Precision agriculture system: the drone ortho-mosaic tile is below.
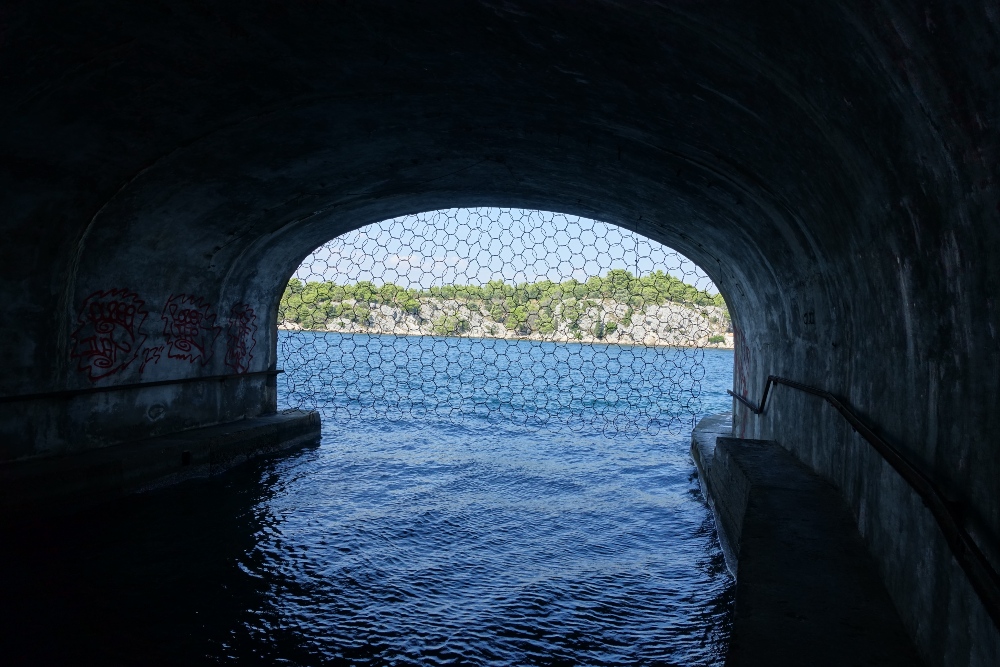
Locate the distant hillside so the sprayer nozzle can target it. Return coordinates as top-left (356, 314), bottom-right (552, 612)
top-left (278, 270), bottom-right (732, 348)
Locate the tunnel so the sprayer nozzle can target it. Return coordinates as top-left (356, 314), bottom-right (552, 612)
top-left (0, 1), bottom-right (998, 664)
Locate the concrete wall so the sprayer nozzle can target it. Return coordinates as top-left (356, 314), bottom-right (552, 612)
top-left (0, 2), bottom-right (997, 663)
top-left (0, 376), bottom-right (276, 459)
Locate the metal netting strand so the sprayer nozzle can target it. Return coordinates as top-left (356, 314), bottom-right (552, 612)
top-left (276, 208), bottom-right (730, 437)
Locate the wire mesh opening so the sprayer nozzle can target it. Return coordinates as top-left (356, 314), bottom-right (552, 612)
top-left (277, 208), bottom-right (730, 437)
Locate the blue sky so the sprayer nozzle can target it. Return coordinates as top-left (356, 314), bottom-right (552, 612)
top-left (294, 208), bottom-right (717, 294)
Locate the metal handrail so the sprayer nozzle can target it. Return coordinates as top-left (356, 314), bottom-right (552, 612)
top-left (0, 369), bottom-right (283, 404)
top-left (729, 376), bottom-right (1000, 630)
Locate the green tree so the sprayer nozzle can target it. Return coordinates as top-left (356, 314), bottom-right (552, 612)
top-left (276, 269), bottom-right (729, 337)
top-left (349, 304), bottom-right (372, 325)
top-left (592, 318), bottom-right (605, 339)
top-left (432, 315), bottom-right (470, 336)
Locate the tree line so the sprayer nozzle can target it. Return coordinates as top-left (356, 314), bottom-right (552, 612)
top-left (279, 269), bottom-right (728, 336)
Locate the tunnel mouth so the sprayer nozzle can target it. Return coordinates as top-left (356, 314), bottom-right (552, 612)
top-left (276, 207), bottom-right (733, 437)
top-left (3, 213), bottom-right (740, 663)
top-left (254, 208), bottom-right (738, 663)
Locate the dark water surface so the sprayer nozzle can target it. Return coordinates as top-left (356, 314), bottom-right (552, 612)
top-left (2, 336), bottom-right (734, 666)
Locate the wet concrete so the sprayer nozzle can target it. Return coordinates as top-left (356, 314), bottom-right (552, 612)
top-left (692, 416), bottom-right (923, 665)
top-left (691, 411), bottom-right (738, 568)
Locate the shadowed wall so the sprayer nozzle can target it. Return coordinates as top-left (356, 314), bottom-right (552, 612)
top-left (0, 2), bottom-right (997, 663)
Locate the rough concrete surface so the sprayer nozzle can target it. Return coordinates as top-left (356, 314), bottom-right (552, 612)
top-left (0, 3), bottom-right (998, 663)
top-left (0, 410), bottom-right (319, 518)
top-left (691, 411), bottom-right (739, 569)
top-left (691, 411), bottom-right (732, 485)
top-left (701, 433), bottom-right (924, 666)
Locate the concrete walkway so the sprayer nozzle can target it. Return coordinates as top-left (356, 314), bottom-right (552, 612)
top-left (692, 416), bottom-right (923, 666)
top-left (0, 409), bottom-right (319, 518)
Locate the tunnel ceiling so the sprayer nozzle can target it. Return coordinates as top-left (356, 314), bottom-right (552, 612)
top-left (0, 0), bottom-right (997, 406)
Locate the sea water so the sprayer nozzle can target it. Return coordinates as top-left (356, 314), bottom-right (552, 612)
top-left (1, 333), bottom-right (734, 666)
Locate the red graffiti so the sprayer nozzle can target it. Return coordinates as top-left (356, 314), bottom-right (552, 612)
top-left (225, 304), bottom-right (258, 374)
top-left (70, 288), bottom-right (150, 380)
top-left (161, 294), bottom-right (220, 364)
top-left (139, 345), bottom-right (163, 373)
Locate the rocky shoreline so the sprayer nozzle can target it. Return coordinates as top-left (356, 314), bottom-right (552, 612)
top-left (280, 297), bottom-right (734, 349)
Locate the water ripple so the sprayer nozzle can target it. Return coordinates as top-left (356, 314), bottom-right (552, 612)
top-left (0, 348), bottom-right (734, 666)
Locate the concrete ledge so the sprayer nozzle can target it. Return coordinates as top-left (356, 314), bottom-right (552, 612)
top-left (691, 415), bottom-right (923, 665)
top-left (691, 411), bottom-right (736, 569)
top-left (0, 409), bottom-right (320, 518)
top-left (690, 411), bottom-right (732, 484)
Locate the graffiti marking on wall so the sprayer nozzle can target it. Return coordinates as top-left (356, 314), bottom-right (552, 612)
top-left (70, 288), bottom-right (150, 380)
top-left (140, 345), bottom-right (163, 373)
top-left (225, 304), bottom-right (258, 374)
top-left (161, 294), bottom-right (221, 365)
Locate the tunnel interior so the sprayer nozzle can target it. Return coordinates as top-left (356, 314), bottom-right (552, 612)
top-left (1, 1), bottom-right (999, 664)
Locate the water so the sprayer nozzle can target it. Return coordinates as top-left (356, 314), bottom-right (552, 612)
top-left (279, 332), bottom-right (711, 437)
top-left (2, 334), bottom-right (734, 666)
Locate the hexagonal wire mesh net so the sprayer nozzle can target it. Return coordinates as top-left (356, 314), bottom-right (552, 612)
top-left (277, 208), bottom-right (730, 437)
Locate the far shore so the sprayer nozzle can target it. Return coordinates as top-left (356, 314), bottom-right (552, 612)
top-left (278, 324), bottom-right (735, 350)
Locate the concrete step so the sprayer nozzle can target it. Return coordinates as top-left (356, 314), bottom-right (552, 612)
top-left (0, 409), bottom-right (320, 519)
top-left (691, 418), bottom-right (923, 666)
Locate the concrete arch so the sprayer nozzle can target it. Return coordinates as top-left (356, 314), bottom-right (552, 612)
top-left (60, 97), bottom-right (802, 373)
top-left (1, 1), bottom-right (998, 663)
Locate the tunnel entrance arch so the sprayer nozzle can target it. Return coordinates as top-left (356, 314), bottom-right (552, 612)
top-left (275, 208), bottom-right (732, 437)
